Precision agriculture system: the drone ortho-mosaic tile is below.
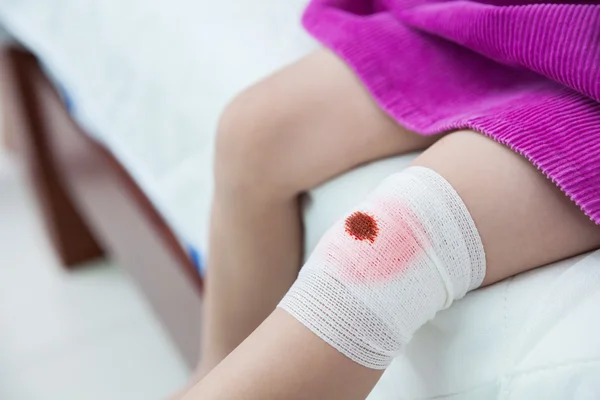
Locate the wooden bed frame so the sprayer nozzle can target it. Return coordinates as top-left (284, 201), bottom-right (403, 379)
top-left (0, 46), bottom-right (202, 369)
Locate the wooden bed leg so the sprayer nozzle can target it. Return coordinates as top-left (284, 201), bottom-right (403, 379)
top-left (0, 47), bottom-right (105, 268)
top-left (1, 46), bottom-right (203, 365)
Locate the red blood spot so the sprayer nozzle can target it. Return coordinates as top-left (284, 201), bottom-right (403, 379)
top-left (345, 212), bottom-right (379, 243)
top-left (339, 205), bottom-right (427, 284)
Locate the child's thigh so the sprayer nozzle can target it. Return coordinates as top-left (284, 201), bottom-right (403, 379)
top-left (413, 130), bottom-right (600, 285)
top-left (214, 48), bottom-right (439, 196)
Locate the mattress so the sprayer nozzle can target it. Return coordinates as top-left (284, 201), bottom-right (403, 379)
top-left (2, 1), bottom-right (600, 398)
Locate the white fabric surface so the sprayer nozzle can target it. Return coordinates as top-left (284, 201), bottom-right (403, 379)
top-left (0, 0), bottom-right (314, 251)
top-left (1, 1), bottom-right (600, 398)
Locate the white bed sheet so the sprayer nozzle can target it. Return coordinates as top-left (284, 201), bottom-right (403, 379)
top-left (2, 1), bottom-right (600, 398)
top-left (0, 0), bottom-right (315, 254)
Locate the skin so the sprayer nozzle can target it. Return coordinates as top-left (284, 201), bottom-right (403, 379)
top-left (183, 309), bottom-right (382, 400)
top-left (199, 48), bottom-right (437, 377)
top-left (171, 49), bottom-right (600, 399)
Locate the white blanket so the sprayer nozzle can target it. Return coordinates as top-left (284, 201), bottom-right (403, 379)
top-left (2, 1), bottom-right (599, 398)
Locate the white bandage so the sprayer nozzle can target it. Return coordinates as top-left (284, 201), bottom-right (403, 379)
top-left (279, 166), bottom-right (486, 369)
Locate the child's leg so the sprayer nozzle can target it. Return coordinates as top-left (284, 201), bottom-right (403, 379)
top-left (185, 130), bottom-right (600, 400)
top-left (200, 49), bottom-right (438, 372)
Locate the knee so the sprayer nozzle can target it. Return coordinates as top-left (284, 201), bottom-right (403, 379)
top-left (213, 86), bottom-right (290, 199)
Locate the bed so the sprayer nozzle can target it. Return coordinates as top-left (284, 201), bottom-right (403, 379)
top-left (2, 1), bottom-right (600, 398)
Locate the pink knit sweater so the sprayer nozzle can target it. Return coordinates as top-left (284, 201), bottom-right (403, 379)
top-left (304, 0), bottom-right (600, 223)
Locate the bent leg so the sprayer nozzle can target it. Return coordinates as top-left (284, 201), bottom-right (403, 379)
top-left (200, 48), bottom-right (438, 374)
top-left (186, 130), bottom-right (600, 399)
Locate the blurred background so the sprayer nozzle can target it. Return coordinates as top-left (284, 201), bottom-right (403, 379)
top-left (0, 154), bottom-right (193, 400)
top-left (0, 1), bottom-right (312, 398)
top-left (0, 87), bottom-right (190, 399)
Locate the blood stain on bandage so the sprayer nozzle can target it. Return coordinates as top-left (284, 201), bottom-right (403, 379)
top-left (338, 205), bottom-right (426, 283)
top-left (345, 212), bottom-right (379, 243)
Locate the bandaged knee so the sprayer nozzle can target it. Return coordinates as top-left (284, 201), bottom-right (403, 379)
top-left (279, 166), bottom-right (486, 369)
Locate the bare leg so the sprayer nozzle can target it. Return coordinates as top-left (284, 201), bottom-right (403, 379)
top-left (200, 49), bottom-right (438, 375)
top-left (183, 131), bottom-right (600, 399)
